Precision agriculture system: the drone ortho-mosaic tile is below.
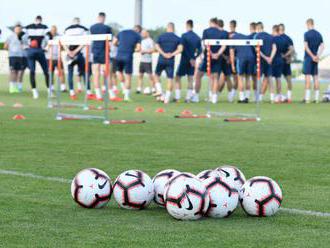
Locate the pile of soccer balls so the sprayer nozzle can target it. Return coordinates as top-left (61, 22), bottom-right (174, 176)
top-left (71, 166), bottom-right (283, 220)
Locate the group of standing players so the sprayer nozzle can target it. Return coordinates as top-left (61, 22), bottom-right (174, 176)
top-left (4, 14), bottom-right (325, 104)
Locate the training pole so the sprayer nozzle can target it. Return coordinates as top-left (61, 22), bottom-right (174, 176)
top-left (256, 44), bottom-right (261, 121)
top-left (56, 41), bottom-right (63, 114)
top-left (103, 37), bottom-right (111, 124)
top-left (47, 44), bottom-right (53, 108)
top-left (206, 44), bottom-right (212, 117)
top-left (83, 45), bottom-right (90, 111)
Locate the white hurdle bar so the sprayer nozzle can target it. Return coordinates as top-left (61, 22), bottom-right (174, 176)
top-left (48, 34), bottom-right (112, 45)
top-left (204, 39), bottom-right (263, 46)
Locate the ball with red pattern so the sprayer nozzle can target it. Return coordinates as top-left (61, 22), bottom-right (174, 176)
top-left (165, 173), bottom-right (209, 220)
top-left (215, 165), bottom-right (246, 191)
top-left (152, 169), bottom-right (180, 207)
top-left (240, 176), bottom-right (283, 217)
top-left (197, 169), bottom-right (221, 181)
top-left (113, 170), bottom-right (154, 210)
top-left (202, 175), bottom-right (239, 218)
top-left (71, 168), bottom-right (112, 208)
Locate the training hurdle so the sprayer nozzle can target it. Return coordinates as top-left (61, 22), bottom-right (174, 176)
top-left (204, 39), bottom-right (263, 122)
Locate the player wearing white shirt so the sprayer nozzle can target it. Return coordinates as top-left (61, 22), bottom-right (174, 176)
top-left (137, 30), bottom-right (155, 94)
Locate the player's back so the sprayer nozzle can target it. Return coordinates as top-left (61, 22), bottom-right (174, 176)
top-left (181, 31), bottom-right (201, 60)
top-left (202, 27), bottom-right (228, 53)
top-left (231, 33), bottom-right (254, 60)
top-left (304, 29), bottom-right (323, 59)
top-left (157, 32), bottom-right (181, 53)
top-left (255, 32), bottom-right (273, 56)
top-left (90, 23), bottom-right (112, 53)
top-left (116, 30), bottom-right (141, 61)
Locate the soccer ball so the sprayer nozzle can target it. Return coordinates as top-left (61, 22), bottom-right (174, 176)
top-left (152, 169), bottom-right (180, 207)
top-left (215, 165), bottom-right (246, 190)
top-left (165, 173), bottom-right (209, 220)
top-left (163, 172), bottom-right (195, 202)
top-left (143, 87), bottom-right (151, 95)
top-left (197, 169), bottom-right (220, 181)
top-left (240, 176), bottom-right (283, 217)
top-left (71, 168), bottom-right (112, 208)
top-left (202, 176), bottom-right (239, 218)
top-left (113, 170), bottom-right (154, 210)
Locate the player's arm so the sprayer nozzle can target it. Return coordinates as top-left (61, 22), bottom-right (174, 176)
top-left (317, 42), bottom-right (325, 60)
top-left (304, 41), bottom-right (317, 61)
top-left (269, 43), bottom-right (277, 63)
top-left (113, 36), bottom-right (119, 46)
top-left (135, 43), bottom-right (141, 53)
top-left (229, 48), bottom-right (236, 73)
top-left (155, 43), bottom-right (168, 58)
top-left (212, 45), bottom-right (226, 59)
top-left (170, 44), bottom-right (183, 57)
top-left (283, 45), bottom-right (294, 58)
top-left (4, 39), bottom-right (9, 50)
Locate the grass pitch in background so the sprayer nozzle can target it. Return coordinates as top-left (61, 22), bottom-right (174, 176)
top-left (0, 75), bottom-right (330, 247)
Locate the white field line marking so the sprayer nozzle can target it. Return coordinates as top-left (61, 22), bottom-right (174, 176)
top-left (0, 169), bottom-right (71, 184)
top-left (1, 169), bottom-right (330, 218)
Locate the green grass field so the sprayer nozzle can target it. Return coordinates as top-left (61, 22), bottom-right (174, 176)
top-left (0, 75), bottom-right (330, 247)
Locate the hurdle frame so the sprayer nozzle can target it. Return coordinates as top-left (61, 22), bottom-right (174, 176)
top-left (204, 39), bottom-right (263, 122)
top-left (48, 34), bottom-right (112, 124)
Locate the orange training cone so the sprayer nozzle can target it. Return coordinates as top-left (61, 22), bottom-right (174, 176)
top-left (135, 106), bottom-right (144, 113)
top-left (181, 109), bottom-right (192, 115)
top-left (0, 102), bottom-right (5, 107)
top-left (155, 108), bottom-right (165, 113)
top-left (12, 115), bottom-right (26, 120)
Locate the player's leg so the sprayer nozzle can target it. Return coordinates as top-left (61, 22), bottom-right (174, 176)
top-left (192, 70), bottom-right (204, 103)
top-left (26, 51), bottom-right (38, 99)
top-left (237, 60), bottom-right (246, 103)
top-left (123, 60), bottom-right (134, 101)
top-left (186, 75), bottom-right (194, 103)
top-left (303, 59), bottom-right (312, 103)
top-left (313, 62), bottom-right (320, 103)
top-left (153, 61), bottom-right (164, 97)
top-left (174, 75), bottom-right (182, 102)
top-left (67, 61), bottom-right (77, 99)
top-left (164, 64), bottom-right (175, 104)
top-left (36, 51), bottom-right (50, 91)
top-left (92, 64), bottom-right (102, 100)
top-left (137, 62), bottom-right (144, 94)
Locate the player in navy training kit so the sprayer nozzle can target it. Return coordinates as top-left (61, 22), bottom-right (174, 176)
top-left (255, 22), bottom-right (277, 103)
top-left (90, 12), bottom-right (113, 100)
top-left (194, 18), bottom-right (227, 104)
top-left (175, 20), bottom-right (201, 103)
top-left (23, 16), bottom-right (50, 99)
top-left (154, 22), bottom-right (183, 104)
top-left (248, 22), bottom-right (258, 101)
top-left (303, 18), bottom-right (324, 103)
top-left (114, 25), bottom-right (142, 101)
top-left (279, 24), bottom-right (294, 103)
top-left (272, 25), bottom-right (286, 103)
top-left (230, 32), bottom-right (256, 103)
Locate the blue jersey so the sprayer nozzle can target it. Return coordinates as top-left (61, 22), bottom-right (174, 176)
top-left (90, 23), bottom-right (112, 54)
top-left (304, 29), bottom-right (323, 59)
top-left (280, 34), bottom-right (293, 55)
top-left (181, 31), bottom-right (202, 61)
top-left (231, 33), bottom-right (255, 60)
top-left (116, 29), bottom-right (141, 61)
top-left (255, 32), bottom-right (274, 57)
top-left (273, 35), bottom-right (285, 64)
top-left (157, 32), bottom-right (181, 63)
top-left (202, 27), bottom-right (228, 54)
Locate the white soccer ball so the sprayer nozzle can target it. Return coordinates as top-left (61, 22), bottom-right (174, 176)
top-left (113, 170), bottom-right (154, 210)
top-left (240, 176), bottom-right (283, 217)
top-left (165, 173), bottom-right (210, 220)
top-left (215, 165), bottom-right (246, 191)
top-left (143, 87), bottom-right (151, 95)
top-left (163, 172), bottom-right (196, 202)
top-left (71, 168), bottom-right (112, 208)
top-left (197, 169), bottom-right (220, 181)
top-left (202, 176), bottom-right (239, 218)
top-left (152, 169), bottom-right (180, 207)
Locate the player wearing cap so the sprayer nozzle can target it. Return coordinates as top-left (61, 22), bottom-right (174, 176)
top-left (24, 16), bottom-right (50, 99)
top-left (175, 20), bottom-right (201, 103)
top-left (303, 18), bottom-right (324, 103)
top-left (154, 22), bottom-right (183, 104)
top-left (114, 25), bottom-right (142, 102)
